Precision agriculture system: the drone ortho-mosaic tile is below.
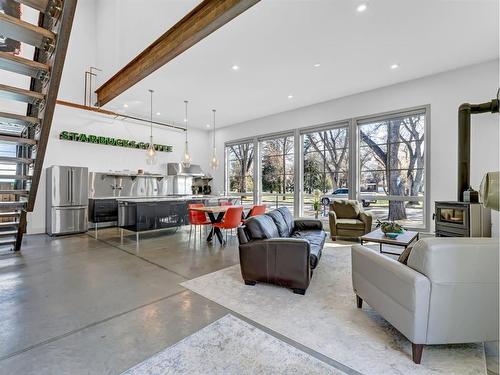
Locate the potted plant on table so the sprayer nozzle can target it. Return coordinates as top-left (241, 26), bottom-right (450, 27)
top-left (376, 219), bottom-right (405, 239)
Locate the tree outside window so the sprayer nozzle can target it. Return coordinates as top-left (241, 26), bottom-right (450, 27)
top-left (358, 113), bottom-right (425, 224)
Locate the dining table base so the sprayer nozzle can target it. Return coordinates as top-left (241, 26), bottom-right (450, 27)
top-left (206, 212), bottom-right (226, 245)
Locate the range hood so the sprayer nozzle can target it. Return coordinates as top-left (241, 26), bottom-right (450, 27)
top-left (167, 163), bottom-right (204, 177)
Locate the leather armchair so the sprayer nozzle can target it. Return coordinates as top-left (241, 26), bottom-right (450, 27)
top-left (329, 200), bottom-right (372, 240)
top-left (352, 237), bottom-right (499, 364)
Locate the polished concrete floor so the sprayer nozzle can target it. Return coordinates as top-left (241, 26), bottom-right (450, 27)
top-left (0, 227), bottom-right (497, 374)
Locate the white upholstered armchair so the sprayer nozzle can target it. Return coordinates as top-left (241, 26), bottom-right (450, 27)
top-left (352, 237), bottom-right (499, 364)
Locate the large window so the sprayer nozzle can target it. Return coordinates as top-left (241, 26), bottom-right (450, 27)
top-left (302, 125), bottom-right (349, 219)
top-left (226, 142), bottom-right (254, 203)
top-left (224, 106), bottom-right (429, 231)
top-left (260, 135), bottom-right (294, 214)
top-left (357, 110), bottom-right (426, 227)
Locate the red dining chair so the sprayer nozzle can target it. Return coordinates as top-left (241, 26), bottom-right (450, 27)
top-left (242, 204), bottom-right (267, 223)
top-left (188, 203), bottom-right (211, 241)
top-left (213, 206), bottom-right (244, 244)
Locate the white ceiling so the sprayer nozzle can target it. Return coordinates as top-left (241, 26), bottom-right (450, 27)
top-left (95, 0), bottom-right (499, 130)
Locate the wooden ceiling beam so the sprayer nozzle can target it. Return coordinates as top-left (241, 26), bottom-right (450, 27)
top-left (95, 0), bottom-right (260, 106)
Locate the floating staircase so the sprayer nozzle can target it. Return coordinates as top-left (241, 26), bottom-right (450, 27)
top-left (0, 0), bottom-right (77, 251)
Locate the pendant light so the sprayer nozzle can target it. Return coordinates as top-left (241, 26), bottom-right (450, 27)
top-left (209, 109), bottom-right (219, 170)
top-left (181, 100), bottom-right (191, 168)
top-left (146, 89), bottom-right (157, 165)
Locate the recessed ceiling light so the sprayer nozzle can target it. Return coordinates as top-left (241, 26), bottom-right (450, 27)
top-left (390, 63), bottom-right (400, 70)
top-left (206, 124), bottom-right (211, 128)
top-left (232, 65), bottom-right (239, 71)
top-left (123, 104), bottom-right (129, 108)
top-left (313, 63), bottom-right (321, 68)
top-left (356, 3), bottom-right (368, 12)
top-left (184, 118), bottom-right (187, 122)
top-left (288, 94), bottom-right (293, 99)
top-left (156, 112), bottom-right (161, 115)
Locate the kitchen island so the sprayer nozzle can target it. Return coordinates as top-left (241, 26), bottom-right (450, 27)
top-left (115, 195), bottom-right (240, 241)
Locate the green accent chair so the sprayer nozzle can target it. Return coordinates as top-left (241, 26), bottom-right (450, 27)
top-left (329, 200), bottom-right (372, 240)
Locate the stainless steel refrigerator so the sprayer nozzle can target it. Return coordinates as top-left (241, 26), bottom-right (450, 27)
top-left (46, 166), bottom-right (89, 235)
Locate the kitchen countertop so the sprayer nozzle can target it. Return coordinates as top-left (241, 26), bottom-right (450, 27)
top-left (110, 195), bottom-right (238, 203)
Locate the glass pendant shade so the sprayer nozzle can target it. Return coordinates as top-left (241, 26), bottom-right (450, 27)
top-left (182, 140), bottom-right (191, 168)
top-left (146, 136), bottom-right (157, 165)
top-left (146, 89), bottom-right (157, 165)
top-left (181, 100), bottom-right (191, 168)
top-left (209, 109), bottom-right (219, 170)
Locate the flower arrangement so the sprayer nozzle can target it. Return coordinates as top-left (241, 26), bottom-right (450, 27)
top-left (376, 219), bottom-right (405, 234)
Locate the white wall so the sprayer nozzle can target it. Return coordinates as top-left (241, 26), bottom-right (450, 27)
top-left (27, 0), bottom-right (209, 233)
top-left (213, 60), bottom-right (500, 235)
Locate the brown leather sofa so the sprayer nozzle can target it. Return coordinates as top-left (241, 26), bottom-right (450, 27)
top-left (329, 200), bottom-right (372, 240)
top-left (237, 207), bottom-right (326, 295)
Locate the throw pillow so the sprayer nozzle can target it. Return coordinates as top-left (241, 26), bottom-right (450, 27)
top-left (398, 246), bottom-right (413, 265)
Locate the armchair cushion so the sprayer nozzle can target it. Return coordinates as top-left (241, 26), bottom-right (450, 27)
top-left (332, 200), bottom-right (360, 219)
top-left (336, 218), bottom-right (365, 230)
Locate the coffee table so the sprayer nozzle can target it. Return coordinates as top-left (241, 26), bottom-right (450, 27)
top-left (360, 228), bottom-right (419, 255)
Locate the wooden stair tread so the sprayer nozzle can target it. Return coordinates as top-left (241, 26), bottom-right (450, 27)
top-left (0, 174), bottom-right (32, 180)
top-left (0, 134), bottom-right (37, 145)
top-left (0, 211), bottom-right (21, 217)
top-left (0, 156), bottom-right (34, 164)
top-left (0, 190), bottom-right (29, 195)
top-left (14, 0), bottom-right (51, 14)
top-left (0, 111), bottom-right (40, 126)
top-left (0, 51), bottom-right (49, 78)
top-left (0, 83), bottom-right (44, 105)
top-left (0, 238), bottom-right (16, 245)
top-left (0, 221), bottom-right (19, 226)
top-left (0, 12), bottom-right (55, 49)
top-left (0, 229), bottom-right (19, 235)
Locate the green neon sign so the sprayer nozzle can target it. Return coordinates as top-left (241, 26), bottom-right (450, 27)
top-left (59, 131), bottom-right (173, 152)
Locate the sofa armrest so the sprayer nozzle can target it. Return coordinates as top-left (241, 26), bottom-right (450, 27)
top-left (328, 210), bottom-right (338, 236)
top-left (294, 218), bottom-right (323, 231)
top-left (239, 238), bottom-right (311, 290)
top-left (358, 211), bottom-right (373, 233)
top-left (351, 244), bottom-right (431, 343)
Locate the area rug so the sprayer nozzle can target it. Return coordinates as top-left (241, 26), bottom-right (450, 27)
top-left (121, 314), bottom-right (342, 375)
top-left (181, 245), bottom-right (487, 375)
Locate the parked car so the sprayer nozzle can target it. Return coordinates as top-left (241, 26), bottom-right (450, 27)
top-left (320, 188), bottom-right (376, 207)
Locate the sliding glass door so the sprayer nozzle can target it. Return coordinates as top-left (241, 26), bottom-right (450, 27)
top-left (259, 135), bottom-right (295, 214)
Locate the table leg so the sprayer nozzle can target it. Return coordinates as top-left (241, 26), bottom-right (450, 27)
top-left (206, 212), bottom-right (225, 245)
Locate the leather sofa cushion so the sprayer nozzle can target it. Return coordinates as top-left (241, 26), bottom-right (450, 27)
top-left (332, 200), bottom-right (360, 219)
top-left (277, 207), bottom-right (295, 235)
top-left (245, 215), bottom-right (279, 239)
top-left (291, 229), bottom-right (326, 269)
top-left (266, 210), bottom-right (289, 237)
top-left (336, 218), bottom-right (365, 230)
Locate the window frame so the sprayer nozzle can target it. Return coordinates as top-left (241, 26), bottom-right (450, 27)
top-left (224, 105), bottom-right (431, 232)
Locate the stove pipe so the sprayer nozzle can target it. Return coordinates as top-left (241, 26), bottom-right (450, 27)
top-left (457, 97), bottom-right (499, 201)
